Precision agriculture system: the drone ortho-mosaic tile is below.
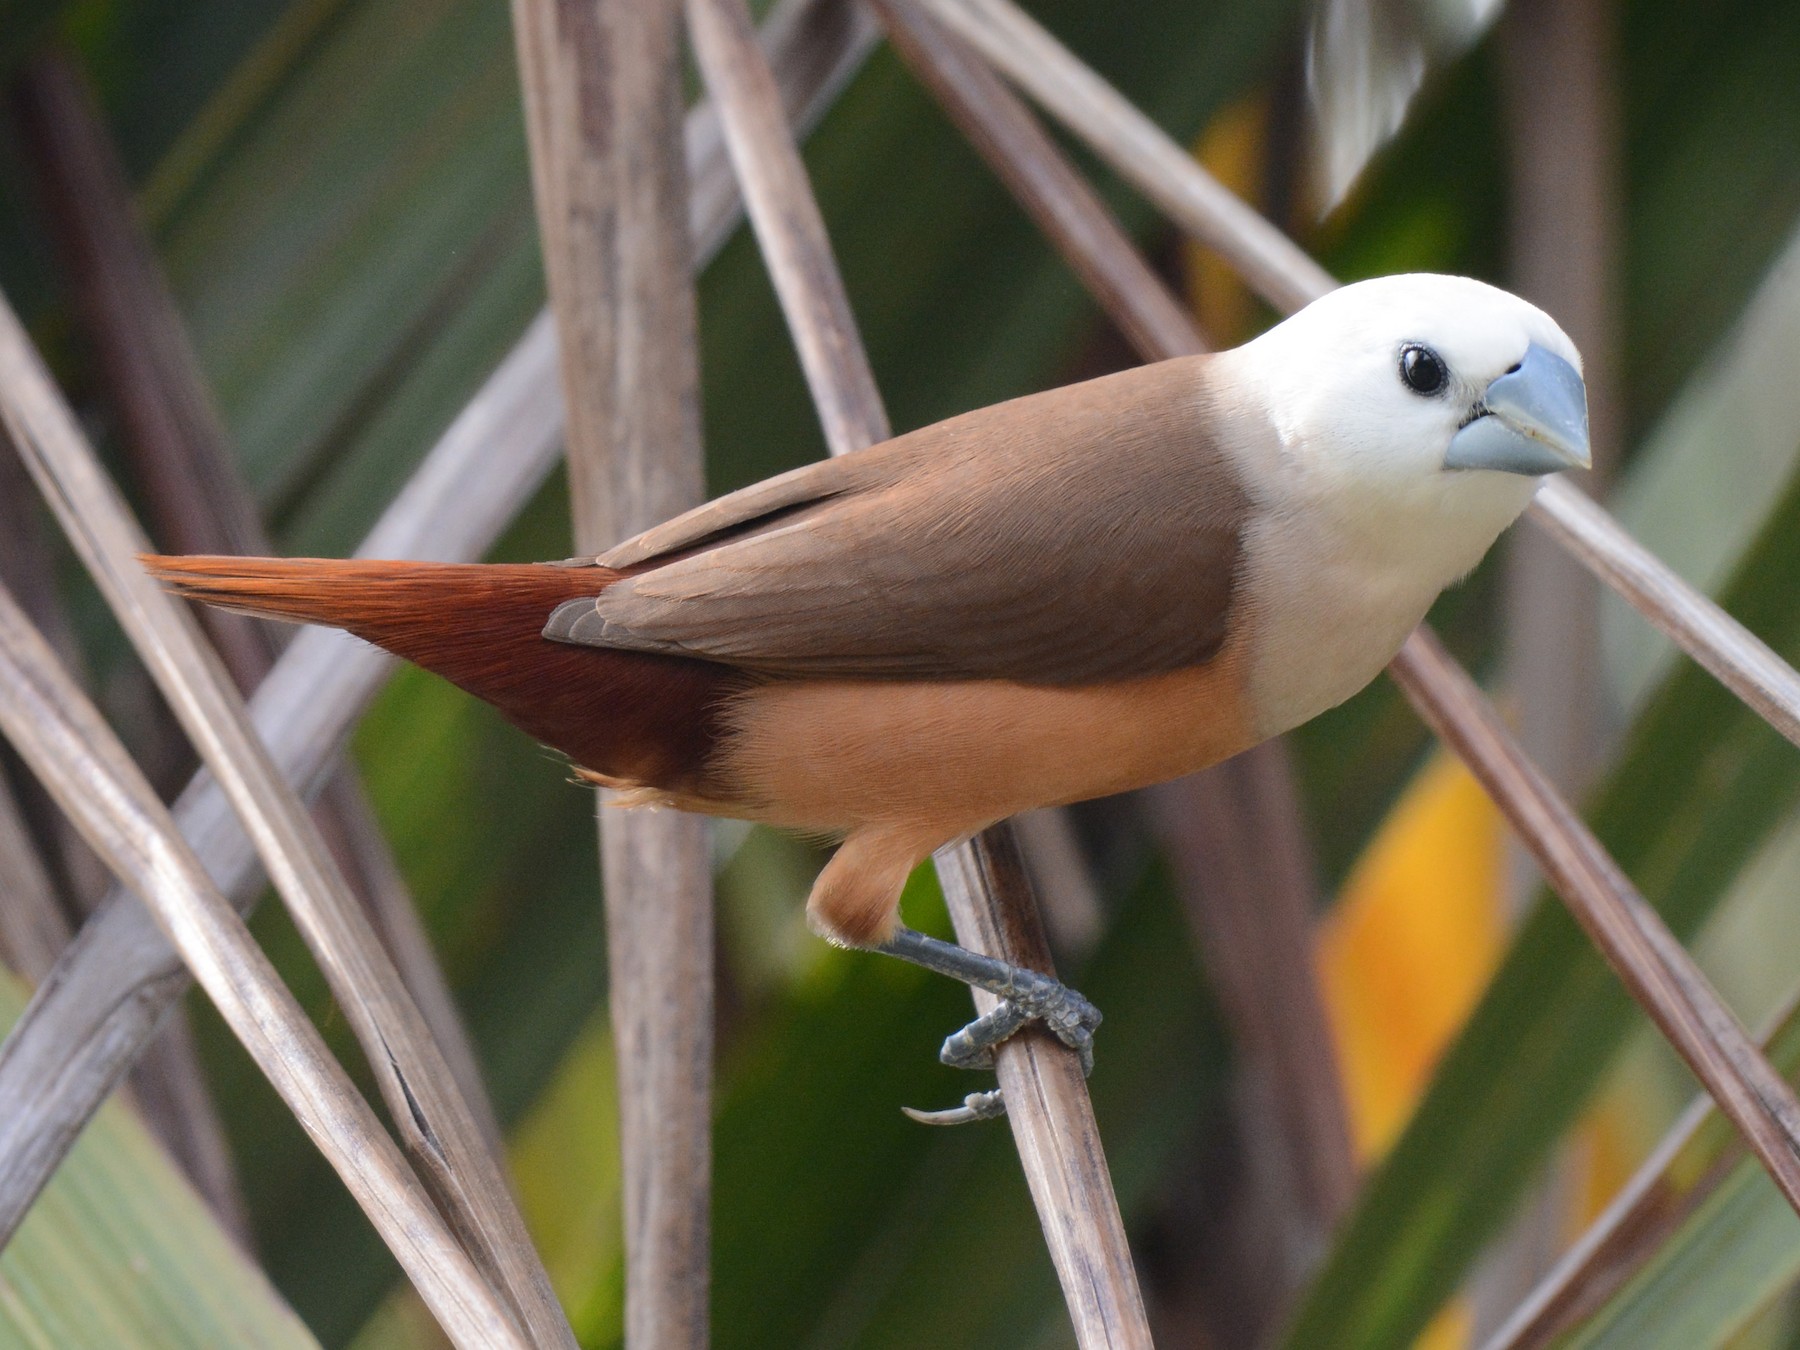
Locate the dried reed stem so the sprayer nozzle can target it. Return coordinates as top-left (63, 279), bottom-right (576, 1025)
top-left (0, 582), bottom-right (526, 1350)
top-left (913, 0), bottom-right (1333, 311)
top-left (0, 448), bottom-right (116, 910)
top-left (0, 0), bottom-right (873, 1248)
top-left (1493, 0), bottom-right (1623, 810)
top-left (1480, 1094), bottom-right (1717, 1349)
top-left (0, 772), bottom-right (67, 980)
top-left (0, 294), bottom-right (577, 1347)
top-left (1485, 987), bottom-right (1800, 1348)
top-left (688, 0), bottom-right (1148, 1341)
top-left (874, 0), bottom-right (1204, 362)
top-left (0, 319), bottom-right (562, 1249)
top-left (923, 0), bottom-right (1800, 1220)
top-left (877, 0), bottom-right (1357, 1314)
top-left (510, 0), bottom-right (712, 1344)
top-left (1531, 477), bottom-right (1800, 749)
top-left (1390, 631), bottom-right (1800, 1210)
top-left (17, 42), bottom-right (499, 1180)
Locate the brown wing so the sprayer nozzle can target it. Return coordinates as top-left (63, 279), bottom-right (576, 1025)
top-left (553, 357), bottom-right (1250, 687)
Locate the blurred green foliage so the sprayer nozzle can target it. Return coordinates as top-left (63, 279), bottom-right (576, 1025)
top-left (2, 0), bottom-right (1798, 1344)
top-left (0, 974), bottom-right (320, 1348)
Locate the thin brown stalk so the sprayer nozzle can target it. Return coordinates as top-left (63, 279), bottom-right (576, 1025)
top-left (873, 0), bottom-right (1206, 363)
top-left (877, 6), bottom-right (1357, 1312)
top-left (1147, 752), bottom-right (1356, 1204)
top-left (16, 41), bottom-right (498, 1191)
top-left (509, 1), bottom-right (713, 1345)
top-left (1493, 0), bottom-right (1620, 802)
top-left (12, 51), bottom-right (268, 678)
top-left (0, 434), bottom-right (245, 1232)
top-left (0, 0), bottom-right (876, 1247)
top-left (1011, 809), bottom-right (1104, 956)
top-left (913, 0), bottom-right (1335, 313)
top-left (0, 320), bottom-right (562, 1249)
top-left (926, 0), bottom-right (1800, 1220)
top-left (1484, 974), bottom-right (1800, 1347)
top-left (0, 294), bottom-right (577, 1347)
top-left (1390, 630), bottom-right (1800, 1211)
top-left (126, 1011), bottom-right (257, 1247)
top-left (0, 581), bottom-right (526, 1350)
top-left (934, 834), bottom-right (1151, 1346)
top-left (689, 0), bottom-right (882, 264)
top-left (1480, 1093), bottom-right (1720, 1350)
top-left (1499, 0), bottom-right (1623, 490)
top-left (1476, 0), bottom-right (1624, 1322)
top-left (0, 448), bottom-right (112, 913)
top-left (687, 0), bottom-right (1148, 1341)
top-left (1530, 476), bottom-right (1800, 749)
top-left (687, 0), bottom-right (886, 442)
top-left (0, 771), bottom-right (67, 980)
top-left (1144, 756), bottom-right (1354, 1345)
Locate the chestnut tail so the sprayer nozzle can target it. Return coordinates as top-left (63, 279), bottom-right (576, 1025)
top-left (142, 555), bottom-right (735, 790)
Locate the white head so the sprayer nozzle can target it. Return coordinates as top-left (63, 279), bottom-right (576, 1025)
top-left (1218, 273), bottom-right (1589, 542)
top-left (1215, 275), bottom-right (1590, 740)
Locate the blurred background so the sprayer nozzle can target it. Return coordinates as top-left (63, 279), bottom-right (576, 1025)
top-left (0, 0), bottom-right (1798, 1346)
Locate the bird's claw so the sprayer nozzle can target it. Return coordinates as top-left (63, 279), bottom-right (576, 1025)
top-left (938, 978), bottom-right (1101, 1075)
top-left (875, 928), bottom-right (1101, 1126)
top-left (902, 1089), bottom-right (1007, 1126)
top-left (910, 974), bottom-right (1102, 1125)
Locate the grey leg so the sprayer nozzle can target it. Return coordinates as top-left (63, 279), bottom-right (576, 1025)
top-left (877, 926), bottom-right (1102, 1125)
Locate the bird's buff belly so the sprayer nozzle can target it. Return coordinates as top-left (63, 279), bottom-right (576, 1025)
top-left (708, 648), bottom-right (1255, 840)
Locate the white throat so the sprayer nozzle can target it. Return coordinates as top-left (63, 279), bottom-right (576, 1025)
top-left (1208, 349), bottom-right (1540, 738)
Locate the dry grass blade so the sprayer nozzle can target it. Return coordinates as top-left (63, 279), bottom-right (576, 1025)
top-left (17, 40), bottom-right (499, 1181)
top-left (1480, 1095), bottom-right (1718, 1349)
top-left (1530, 477), bottom-right (1800, 749)
top-left (0, 1), bottom-right (876, 1248)
top-left (1390, 630), bottom-right (1800, 1210)
top-left (0, 504), bottom-right (251, 1247)
top-left (0, 319), bottom-right (560, 1249)
top-left (912, 0), bottom-right (1334, 313)
top-left (1484, 977), bottom-right (1800, 1349)
top-left (14, 51), bottom-right (270, 676)
top-left (0, 582), bottom-right (526, 1350)
top-left (1498, 0), bottom-right (1622, 487)
top-left (689, 0), bottom-right (887, 444)
top-left (872, 0), bottom-right (1204, 363)
top-left (933, 834), bottom-right (1150, 1347)
top-left (687, 0), bottom-right (1149, 1342)
top-left (1148, 754), bottom-right (1357, 1206)
top-left (878, 0), bottom-right (1357, 1283)
top-left (510, 0), bottom-right (713, 1344)
top-left (1011, 808), bottom-right (1104, 954)
top-left (0, 294), bottom-right (577, 1348)
top-left (688, 0), bottom-right (881, 263)
top-left (0, 765), bottom-right (70, 982)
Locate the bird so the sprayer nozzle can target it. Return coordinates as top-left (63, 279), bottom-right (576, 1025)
top-left (146, 273), bottom-right (1589, 1122)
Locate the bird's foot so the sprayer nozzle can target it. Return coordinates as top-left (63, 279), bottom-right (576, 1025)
top-left (876, 926), bottom-right (1102, 1126)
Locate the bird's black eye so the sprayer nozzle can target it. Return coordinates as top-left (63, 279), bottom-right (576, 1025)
top-left (1399, 343), bottom-right (1448, 396)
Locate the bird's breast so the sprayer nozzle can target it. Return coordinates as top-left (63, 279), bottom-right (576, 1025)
top-left (1235, 510), bottom-right (1462, 739)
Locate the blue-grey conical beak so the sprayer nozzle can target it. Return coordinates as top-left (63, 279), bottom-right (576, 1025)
top-left (1444, 342), bottom-right (1591, 476)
